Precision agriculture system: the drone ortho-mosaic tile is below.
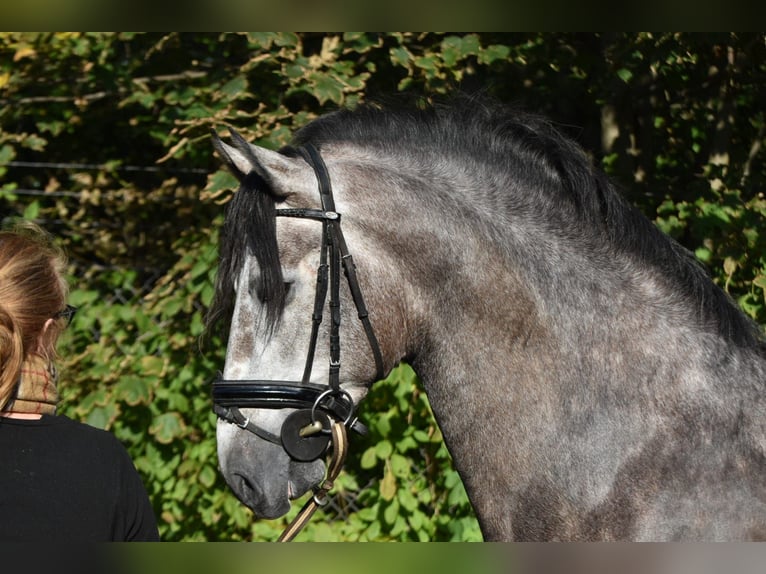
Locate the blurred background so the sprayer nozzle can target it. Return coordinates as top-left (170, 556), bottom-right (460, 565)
top-left (1, 32), bottom-right (764, 541)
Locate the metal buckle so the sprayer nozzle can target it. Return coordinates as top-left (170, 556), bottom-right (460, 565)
top-left (310, 388), bottom-right (355, 429)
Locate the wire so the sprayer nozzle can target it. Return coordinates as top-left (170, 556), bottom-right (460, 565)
top-left (1, 160), bottom-right (207, 175)
top-left (4, 189), bottom-right (81, 198)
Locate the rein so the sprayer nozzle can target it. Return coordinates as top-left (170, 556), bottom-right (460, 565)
top-left (277, 419), bottom-right (348, 542)
top-left (212, 143), bottom-right (384, 540)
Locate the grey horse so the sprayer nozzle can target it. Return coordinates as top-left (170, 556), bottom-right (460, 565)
top-left (208, 97), bottom-right (766, 541)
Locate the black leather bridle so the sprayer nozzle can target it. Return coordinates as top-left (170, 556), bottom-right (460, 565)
top-left (212, 143), bottom-right (384, 462)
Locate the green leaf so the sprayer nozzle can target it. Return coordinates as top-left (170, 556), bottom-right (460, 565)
top-left (150, 412), bottom-right (186, 444)
top-left (36, 120), bottom-right (66, 136)
top-left (408, 510), bottom-right (424, 531)
top-left (360, 447), bottom-right (377, 469)
top-left (441, 34), bottom-right (480, 67)
top-left (355, 506), bottom-right (378, 523)
top-left (116, 376), bottom-right (151, 406)
top-left (460, 34), bottom-right (481, 55)
top-left (77, 388), bottom-right (109, 412)
top-left (754, 275), bottom-right (766, 301)
top-left (190, 258), bottom-right (210, 280)
top-left (200, 283), bottom-right (214, 308)
top-left (190, 312), bottom-right (204, 337)
top-left (374, 413), bottom-right (391, 437)
top-left (395, 436), bottom-right (418, 452)
top-left (363, 521), bottom-right (381, 541)
top-left (139, 355), bottom-right (165, 377)
top-left (441, 36), bottom-right (464, 67)
top-left (159, 297), bottom-right (183, 319)
top-left (341, 32), bottom-right (382, 54)
top-left (85, 403), bottom-right (119, 430)
top-left (478, 44), bottom-right (511, 65)
top-left (284, 61), bottom-right (307, 79)
top-left (413, 55), bottom-right (439, 73)
top-left (695, 247), bottom-right (712, 263)
top-left (23, 200), bottom-right (40, 219)
top-left (205, 170), bottom-right (239, 197)
top-left (246, 32), bottom-right (277, 48)
top-left (128, 91), bottom-right (156, 108)
top-left (390, 453), bottom-right (410, 478)
top-left (379, 464), bottom-right (396, 501)
top-left (375, 439), bottom-right (393, 459)
top-left (21, 134), bottom-right (46, 151)
top-left (617, 68), bottom-right (633, 83)
top-left (199, 466), bottom-right (217, 488)
top-left (398, 488), bottom-right (418, 512)
top-left (383, 497), bottom-right (399, 525)
top-left (0, 144), bottom-right (14, 164)
top-left (412, 429), bottom-right (431, 443)
top-left (448, 479), bottom-right (469, 506)
top-left (390, 514), bottom-right (407, 537)
top-left (309, 73), bottom-right (345, 105)
top-left (389, 46), bottom-right (412, 68)
top-left (218, 75), bottom-right (248, 102)
top-left (273, 32), bottom-right (299, 47)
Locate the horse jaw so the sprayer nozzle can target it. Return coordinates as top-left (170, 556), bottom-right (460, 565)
top-left (216, 414), bottom-right (326, 519)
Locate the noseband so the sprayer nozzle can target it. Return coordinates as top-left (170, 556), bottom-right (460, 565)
top-left (212, 143), bottom-right (385, 463)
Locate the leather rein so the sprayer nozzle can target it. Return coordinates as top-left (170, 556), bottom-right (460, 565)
top-left (212, 143), bottom-right (384, 540)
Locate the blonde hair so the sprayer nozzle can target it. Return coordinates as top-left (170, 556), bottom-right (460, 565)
top-left (0, 221), bottom-right (69, 410)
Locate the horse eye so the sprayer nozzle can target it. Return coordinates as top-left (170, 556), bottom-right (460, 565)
top-left (283, 281), bottom-right (294, 303)
top-left (251, 283), bottom-right (266, 303)
top-left (250, 281), bottom-right (294, 304)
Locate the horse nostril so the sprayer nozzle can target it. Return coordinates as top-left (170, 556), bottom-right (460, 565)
top-left (233, 473), bottom-right (259, 505)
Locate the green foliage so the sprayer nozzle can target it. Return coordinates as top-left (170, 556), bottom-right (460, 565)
top-left (1, 32), bottom-right (764, 541)
top-left (655, 182), bottom-right (766, 323)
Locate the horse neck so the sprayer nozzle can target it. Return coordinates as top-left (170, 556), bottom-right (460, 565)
top-left (342, 155), bottom-right (761, 402)
top-left (395, 193), bottom-right (761, 438)
top-left (408, 221), bottom-right (757, 395)
top-left (396, 209), bottom-right (766, 537)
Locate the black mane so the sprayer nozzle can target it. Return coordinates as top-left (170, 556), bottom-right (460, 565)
top-left (206, 169), bottom-right (285, 338)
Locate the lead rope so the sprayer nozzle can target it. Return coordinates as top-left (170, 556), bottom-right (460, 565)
top-left (277, 418), bottom-right (348, 542)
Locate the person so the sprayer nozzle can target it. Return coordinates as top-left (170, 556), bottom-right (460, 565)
top-left (0, 221), bottom-right (160, 541)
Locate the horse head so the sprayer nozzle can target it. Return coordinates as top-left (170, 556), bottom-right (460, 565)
top-left (208, 130), bottom-right (400, 519)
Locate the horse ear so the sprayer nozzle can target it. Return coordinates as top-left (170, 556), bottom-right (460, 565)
top-left (210, 128), bottom-right (295, 186)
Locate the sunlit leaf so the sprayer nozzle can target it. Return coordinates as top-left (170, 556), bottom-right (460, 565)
top-left (379, 464), bottom-right (396, 501)
top-left (85, 403), bottom-right (119, 430)
top-left (375, 439), bottom-right (393, 459)
top-left (116, 376), bottom-right (151, 406)
top-left (199, 466), bottom-right (217, 488)
top-left (150, 412), bottom-right (186, 444)
top-left (360, 447), bottom-right (377, 469)
top-left (383, 496), bottom-right (399, 524)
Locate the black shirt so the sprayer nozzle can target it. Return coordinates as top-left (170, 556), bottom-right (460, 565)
top-left (0, 414), bottom-right (159, 541)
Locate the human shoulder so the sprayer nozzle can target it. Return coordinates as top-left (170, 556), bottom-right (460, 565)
top-left (40, 414), bottom-right (131, 453)
top-left (42, 413), bottom-right (111, 433)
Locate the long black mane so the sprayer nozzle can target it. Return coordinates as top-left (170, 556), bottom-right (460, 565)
top-left (209, 96), bottom-right (764, 351)
top-left (207, 169), bottom-right (284, 338)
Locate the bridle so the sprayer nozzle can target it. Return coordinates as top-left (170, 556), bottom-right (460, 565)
top-left (211, 143), bottom-right (385, 539)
